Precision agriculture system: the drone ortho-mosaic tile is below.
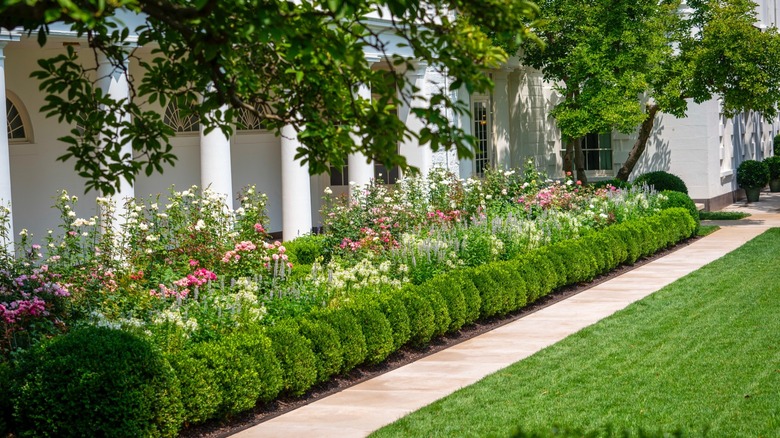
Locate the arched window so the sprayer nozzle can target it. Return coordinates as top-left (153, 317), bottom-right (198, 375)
top-left (6, 93), bottom-right (32, 143)
top-left (236, 107), bottom-right (263, 131)
top-left (164, 101), bottom-right (199, 133)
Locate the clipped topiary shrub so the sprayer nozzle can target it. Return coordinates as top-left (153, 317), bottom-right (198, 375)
top-left (442, 269), bottom-right (482, 325)
top-left (11, 326), bottom-right (184, 438)
top-left (266, 321), bottom-right (318, 397)
top-left (284, 233), bottom-right (329, 265)
top-left (425, 275), bottom-right (467, 332)
top-left (346, 299), bottom-right (395, 365)
top-left (658, 190), bottom-right (699, 234)
top-left (166, 350), bottom-right (223, 425)
top-left (377, 293), bottom-right (411, 350)
top-left (764, 155), bottom-right (780, 180)
top-left (736, 159), bottom-right (770, 189)
top-left (401, 287), bottom-right (436, 348)
top-left (297, 317), bottom-right (343, 384)
top-left (186, 336), bottom-right (266, 417)
top-left (227, 330), bottom-right (284, 403)
top-left (313, 308), bottom-right (367, 373)
top-left (468, 266), bottom-right (505, 318)
top-left (633, 170), bottom-right (688, 194)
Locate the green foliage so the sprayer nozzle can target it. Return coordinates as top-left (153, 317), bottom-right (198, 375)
top-left (0, 361), bottom-right (11, 435)
top-left (10, 327), bottom-right (183, 438)
top-left (266, 321), bottom-right (318, 397)
top-left (737, 159), bottom-right (770, 189)
top-left (346, 299), bottom-right (395, 365)
top-left (297, 317), bottom-right (343, 384)
top-left (227, 330), bottom-right (284, 403)
top-left (401, 287), bottom-right (437, 348)
top-left (312, 308), bottom-right (367, 373)
top-left (3, 0), bottom-right (537, 195)
top-left (166, 351), bottom-right (222, 425)
top-left (377, 293), bottom-right (411, 351)
top-left (469, 264), bottom-right (516, 318)
top-left (633, 171), bottom-right (688, 194)
top-left (591, 178), bottom-right (632, 190)
top-left (763, 156), bottom-right (780, 180)
top-left (285, 234), bottom-right (329, 265)
top-left (425, 276), bottom-right (467, 332)
top-left (187, 336), bottom-right (266, 417)
top-left (657, 191), bottom-right (700, 236)
top-left (774, 134), bottom-right (780, 156)
top-left (698, 211), bottom-right (749, 220)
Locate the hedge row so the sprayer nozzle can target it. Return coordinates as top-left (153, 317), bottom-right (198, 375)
top-left (0, 208), bottom-right (696, 437)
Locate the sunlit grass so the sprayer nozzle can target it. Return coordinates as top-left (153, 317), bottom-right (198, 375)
top-left (372, 229), bottom-right (780, 438)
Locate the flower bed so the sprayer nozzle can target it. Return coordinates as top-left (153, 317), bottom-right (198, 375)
top-left (0, 165), bottom-right (698, 436)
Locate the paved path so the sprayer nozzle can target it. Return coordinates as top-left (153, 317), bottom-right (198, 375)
top-left (233, 192), bottom-right (780, 438)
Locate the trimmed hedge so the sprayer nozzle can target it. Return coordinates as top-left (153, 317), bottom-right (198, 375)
top-left (3, 208), bottom-right (696, 436)
top-left (634, 171), bottom-right (688, 194)
top-left (9, 327), bottom-right (184, 438)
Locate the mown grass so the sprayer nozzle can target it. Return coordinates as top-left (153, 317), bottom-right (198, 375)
top-left (372, 229), bottom-right (780, 438)
top-left (697, 225), bottom-right (719, 237)
top-left (699, 211), bottom-right (751, 220)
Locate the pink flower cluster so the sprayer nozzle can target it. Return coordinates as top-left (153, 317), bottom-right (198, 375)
top-left (221, 241), bottom-right (258, 263)
top-left (426, 209), bottom-right (462, 225)
top-left (339, 227), bottom-right (398, 252)
top-left (0, 296), bottom-right (47, 324)
top-left (173, 268), bottom-right (217, 288)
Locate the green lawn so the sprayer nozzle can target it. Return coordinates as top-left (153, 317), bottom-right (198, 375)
top-left (372, 229), bottom-right (780, 438)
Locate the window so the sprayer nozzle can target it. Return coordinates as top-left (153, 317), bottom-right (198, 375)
top-left (164, 101), bottom-right (199, 133)
top-left (330, 160), bottom-right (349, 186)
top-left (6, 97), bottom-right (28, 142)
top-left (236, 107), bottom-right (263, 131)
top-left (374, 155), bottom-right (400, 184)
top-left (473, 99), bottom-right (491, 177)
top-left (582, 132), bottom-right (612, 171)
top-left (328, 155), bottom-right (400, 186)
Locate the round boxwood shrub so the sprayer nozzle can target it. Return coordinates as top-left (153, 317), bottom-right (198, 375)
top-left (186, 336), bottom-right (267, 417)
top-left (266, 321), bottom-right (318, 397)
top-left (658, 190), bottom-right (699, 235)
top-left (774, 134), bottom-right (780, 156)
top-left (346, 299), bottom-right (395, 365)
top-left (400, 287), bottom-right (436, 348)
top-left (377, 293), bottom-right (411, 351)
top-left (284, 234), bottom-right (329, 264)
top-left (737, 159), bottom-right (770, 189)
top-left (312, 308), bottom-right (367, 373)
top-left (11, 326), bottom-right (184, 438)
top-left (297, 317), bottom-right (343, 384)
top-left (442, 270), bottom-right (481, 325)
top-left (425, 275), bottom-right (467, 332)
top-left (633, 171), bottom-right (688, 194)
top-left (166, 350), bottom-right (223, 425)
top-left (764, 156), bottom-right (780, 180)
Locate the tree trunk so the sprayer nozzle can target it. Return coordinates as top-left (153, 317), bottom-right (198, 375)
top-left (563, 138), bottom-right (574, 176)
top-left (574, 137), bottom-right (588, 184)
top-left (616, 104), bottom-right (660, 181)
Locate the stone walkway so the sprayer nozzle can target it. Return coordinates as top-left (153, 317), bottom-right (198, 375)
top-left (233, 192), bottom-right (780, 438)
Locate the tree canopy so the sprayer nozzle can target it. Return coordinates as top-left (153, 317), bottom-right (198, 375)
top-left (0, 0), bottom-right (537, 195)
top-left (522, 0), bottom-right (780, 181)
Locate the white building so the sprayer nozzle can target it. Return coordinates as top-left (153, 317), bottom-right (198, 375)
top-left (2, 3), bottom-right (778, 243)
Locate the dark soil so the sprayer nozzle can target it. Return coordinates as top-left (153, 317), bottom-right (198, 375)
top-left (179, 235), bottom-right (703, 438)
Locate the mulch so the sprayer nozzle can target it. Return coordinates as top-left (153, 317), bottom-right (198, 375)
top-left (179, 235), bottom-right (703, 438)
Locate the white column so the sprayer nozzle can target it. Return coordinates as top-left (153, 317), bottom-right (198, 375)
top-left (398, 62), bottom-right (432, 176)
top-left (348, 82), bottom-right (374, 196)
top-left (200, 104), bottom-right (233, 206)
top-left (457, 84), bottom-right (474, 179)
top-left (493, 69), bottom-right (512, 170)
top-left (97, 53), bottom-right (134, 205)
top-left (281, 124), bottom-right (312, 240)
top-left (0, 42), bottom-right (14, 250)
